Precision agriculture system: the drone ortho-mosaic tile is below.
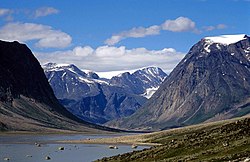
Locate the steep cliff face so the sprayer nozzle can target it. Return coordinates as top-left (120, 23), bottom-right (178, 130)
top-left (108, 34), bottom-right (250, 131)
top-left (0, 40), bottom-right (114, 132)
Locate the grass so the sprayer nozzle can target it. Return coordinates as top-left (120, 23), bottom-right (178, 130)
top-left (95, 116), bottom-right (250, 162)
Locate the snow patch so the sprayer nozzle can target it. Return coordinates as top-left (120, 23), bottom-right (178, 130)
top-left (97, 69), bottom-right (136, 79)
top-left (93, 79), bottom-right (109, 85)
top-left (56, 63), bottom-right (71, 67)
top-left (204, 34), bottom-right (246, 45)
top-left (244, 49), bottom-right (250, 53)
top-left (97, 66), bottom-right (163, 79)
top-left (142, 87), bottom-right (159, 99)
top-left (62, 72), bottom-right (66, 78)
top-left (78, 77), bottom-right (94, 84)
top-left (48, 73), bottom-right (54, 82)
top-left (204, 44), bottom-right (211, 53)
top-left (216, 44), bottom-right (221, 50)
top-left (65, 83), bottom-right (69, 93)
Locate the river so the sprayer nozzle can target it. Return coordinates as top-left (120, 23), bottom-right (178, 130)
top-left (0, 134), bottom-right (149, 162)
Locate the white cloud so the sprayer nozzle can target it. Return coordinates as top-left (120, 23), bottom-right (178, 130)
top-left (34, 7), bottom-right (59, 18)
top-left (73, 46), bottom-right (94, 57)
top-left (203, 24), bottom-right (227, 31)
top-left (105, 25), bottom-right (160, 45)
top-left (35, 45), bottom-right (185, 74)
top-left (161, 17), bottom-right (197, 32)
top-left (0, 22), bottom-right (72, 48)
top-left (95, 46), bottom-right (126, 57)
top-left (105, 17), bottom-right (198, 45)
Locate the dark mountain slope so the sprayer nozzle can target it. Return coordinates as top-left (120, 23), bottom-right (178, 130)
top-left (0, 40), bottom-right (115, 132)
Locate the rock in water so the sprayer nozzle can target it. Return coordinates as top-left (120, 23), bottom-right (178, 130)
top-left (58, 147), bottom-right (64, 150)
top-left (45, 156), bottom-right (51, 160)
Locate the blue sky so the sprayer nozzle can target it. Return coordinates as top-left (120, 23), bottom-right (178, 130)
top-left (0, 0), bottom-right (249, 73)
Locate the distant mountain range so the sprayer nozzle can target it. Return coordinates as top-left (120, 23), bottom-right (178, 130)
top-left (43, 63), bottom-right (167, 124)
top-left (107, 34), bottom-right (250, 131)
top-left (0, 40), bottom-right (114, 132)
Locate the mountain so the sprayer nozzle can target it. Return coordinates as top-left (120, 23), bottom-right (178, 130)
top-left (107, 34), bottom-right (250, 131)
top-left (43, 63), bottom-right (103, 100)
top-left (43, 64), bottom-right (166, 124)
top-left (0, 40), bottom-right (114, 132)
top-left (109, 67), bottom-right (167, 98)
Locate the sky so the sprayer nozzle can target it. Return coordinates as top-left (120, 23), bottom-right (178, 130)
top-left (0, 0), bottom-right (249, 74)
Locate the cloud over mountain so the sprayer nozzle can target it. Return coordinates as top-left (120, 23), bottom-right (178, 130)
top-left (36, 45), bottom-right (185, 73)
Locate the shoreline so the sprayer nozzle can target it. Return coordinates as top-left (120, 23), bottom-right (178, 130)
top-left (57, 139), bottom-right (161, 146)
top-left (0, 131), bottom-right (150, 146)
top-left (56, 133), bottom-right (162, 146)
top-left (0, 130), bottom-right (125, 136)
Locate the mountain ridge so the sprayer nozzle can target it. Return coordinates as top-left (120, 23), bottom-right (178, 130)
top-left (43, 63), bottom-right (167, 124)
top-left (107, 34), bottom-right (250, 131)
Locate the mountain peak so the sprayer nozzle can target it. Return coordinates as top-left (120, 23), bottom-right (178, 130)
top-left (109, 67), bottom-right (167, 96)
top-left (83, 70), bottom-right (100, 79)
top-left (43, 62), bottom-right (87, 78)
top-left (43, 62), bottom-right (77, 70)
top-left (203, 34), bottom-right (248, 45)
top-left (136, 66), bottom-right (163, 75)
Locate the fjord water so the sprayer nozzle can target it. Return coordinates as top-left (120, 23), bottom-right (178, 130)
top-left (0, 134), bottom-right (148, 162)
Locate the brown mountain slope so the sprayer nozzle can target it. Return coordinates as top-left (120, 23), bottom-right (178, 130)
top-left (107, 34), bottom-right (250, 131)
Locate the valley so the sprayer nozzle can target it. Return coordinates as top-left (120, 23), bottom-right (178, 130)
top-left (0, 34), bottom-right (249, 161)
top-left (0, 1), bottom-right (249, 161)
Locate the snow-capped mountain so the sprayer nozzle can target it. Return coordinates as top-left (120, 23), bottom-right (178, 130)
top-left (107, 34), bottom-right (250, 131)
top-left (204, 34), bottom-right (248, 45)
top-left (43, 63), bottom-right (166, 124)
top-left (110, 67), bottom-right (167, 98)
top-left (43, 63), bottom-right (105, 100)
